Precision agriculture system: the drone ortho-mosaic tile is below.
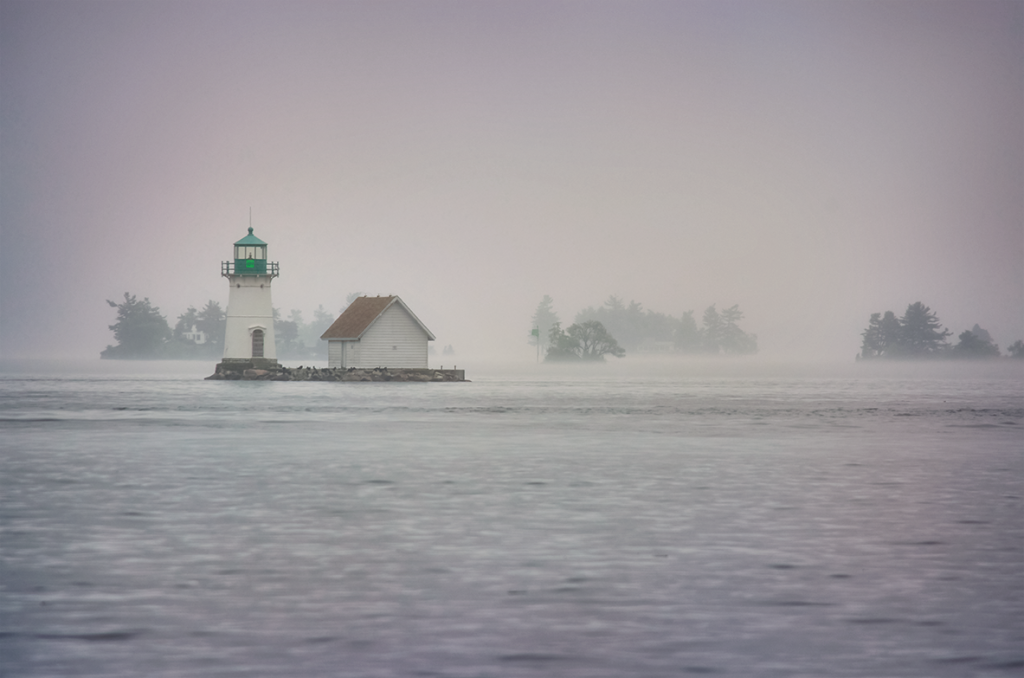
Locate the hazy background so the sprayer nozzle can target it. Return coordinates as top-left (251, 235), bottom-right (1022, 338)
top-left (2, 0), bottom-right (1021, 362)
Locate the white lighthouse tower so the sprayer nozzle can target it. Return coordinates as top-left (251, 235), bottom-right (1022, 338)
top-left (221, 227), bottom-right (279, 368)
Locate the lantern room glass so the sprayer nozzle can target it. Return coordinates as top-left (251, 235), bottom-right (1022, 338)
top-left (235, 245), bottom-right (266, 260)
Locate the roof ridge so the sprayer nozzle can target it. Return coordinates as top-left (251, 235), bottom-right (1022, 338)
top-left (320, 294), bottom-right (435, 341)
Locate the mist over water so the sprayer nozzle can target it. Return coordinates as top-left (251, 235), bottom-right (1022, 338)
top-left (1, 1), bottom-right (1022, 360)
top-left (1, 360), bottom-right (1021, 677)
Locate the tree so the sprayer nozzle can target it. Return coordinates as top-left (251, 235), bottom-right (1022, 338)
top-left (195, 301), bottom-right (226, 354)
top-left (859, 302), bottom-right (957, 359)
top-left (673, 310), bottom-right (701, 352)
top-left (968, 324), bottom-right (994, 345)
top-left (101, 293), bottom-right (171, 358)
top-left (340, 292), bottom-right (363, 315)
top-left (719, 304), bottom-right (758, 354)
top-left (898, 302), bottom-right (951, 357)
top-left (163, 305), bottom-right (204, 359)
top-left (701, 305), bottom-right (725, 353)
top-left (604, 295), bottom-right (625, 312)
top-left (568, 297), bottom-right (758, 355)
top-left (1008, 340), bottom-right (1024, 359)
top-left (529, 295), bottom-right (560, 351)
top-left (572, 320), bottom-right (626, 360)
top-left (305, 304), bottom-right (336, 359)
top-left (700, 304), bottom-right (757, 354)
top-left (545, 322), bottom-right (579, 361)
top-left (312, 304), bottom-right (334, 329)
top-left (173, 306), bottom-right (199, 342)
top-left (860, 311), bottom-right (901, 359)
top-left (287, 308), bottom-right (310, 354)
top-left (276, 319), bottom-right (301, 356)
top-left (545, 321), bottom-right (625, 361)
top-left (952, 330), bottom-right (1000, 358)
top-left (575, 296), bottom-right (678, 352)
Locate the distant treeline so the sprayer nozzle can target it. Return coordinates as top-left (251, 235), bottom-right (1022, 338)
top-left (100, 294), bottom-right (223, 360)
top-left (530, 295), bottom-right (758, 361)
top-left (859, 302), bottom-right (1023, 360)
top-left (100, 292), bottom-right (362, 360)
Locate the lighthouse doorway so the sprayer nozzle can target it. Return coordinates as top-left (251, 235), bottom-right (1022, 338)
top-left (252, 329), bottom-right (265, 358)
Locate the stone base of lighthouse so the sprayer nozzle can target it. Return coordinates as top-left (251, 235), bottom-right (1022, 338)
top-left (213, 357), bottom-right (280, 374)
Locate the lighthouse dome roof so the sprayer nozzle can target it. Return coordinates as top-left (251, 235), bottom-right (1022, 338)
top-left (234, 227), bottom-right (267, 246)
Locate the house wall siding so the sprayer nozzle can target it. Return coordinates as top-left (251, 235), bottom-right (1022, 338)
top-left (328, 340), bottom-right (344, 368)
top-left (348, 305), bottom-right (428, 368)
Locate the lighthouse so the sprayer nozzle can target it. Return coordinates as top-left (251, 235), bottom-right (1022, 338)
top-left (221, 227), bottom-right (279, 368)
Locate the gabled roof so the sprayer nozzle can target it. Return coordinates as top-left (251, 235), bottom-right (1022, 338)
top-left (234, 227), bottom-right (267, 246)
top-left (320, 295), bottom-right (436, 341)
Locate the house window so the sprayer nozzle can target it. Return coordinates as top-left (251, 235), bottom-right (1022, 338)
top-left (252, 329), bottom-right (264, 358)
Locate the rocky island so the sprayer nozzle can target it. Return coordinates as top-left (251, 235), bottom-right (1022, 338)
top-left (206, 363), bottom-right (467, 382)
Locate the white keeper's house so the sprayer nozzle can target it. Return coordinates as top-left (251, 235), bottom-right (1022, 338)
top-left (321, 296), bottom-right (435, 369)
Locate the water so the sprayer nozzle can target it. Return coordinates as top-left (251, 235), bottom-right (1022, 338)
top-left (1, 359), bottom-right (1021, 677)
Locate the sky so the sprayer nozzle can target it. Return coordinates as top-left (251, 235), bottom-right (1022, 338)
top-left (1, 0), bottom-right (1021, 361)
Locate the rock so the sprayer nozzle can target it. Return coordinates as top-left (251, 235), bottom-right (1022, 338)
top-left (207, 365), bottom-right (467, 382)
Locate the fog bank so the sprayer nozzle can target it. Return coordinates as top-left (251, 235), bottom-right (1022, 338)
top-left (2, 1), bottom-right (1021, 361)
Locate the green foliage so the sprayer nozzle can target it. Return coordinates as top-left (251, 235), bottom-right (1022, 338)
top-left (312, 305), bottom-right (334, 333)
top-left (575, 296), bottom-right (674, 351)
top-left (952, 328), bottom-right (1000, 359)
top-left (572, 320), bottom-right (626, 360)
top-left (173, 306), bottom-right (199, 342)
top-left (164, 300), bottom-right (226, 358)
top-left (272, 304), bottom-right (340, 360)
top-left (899, 302), bottom-right (952, 356)
top-left (545, 321), bottom-right (625, 362)
top-left (572, 297), bottom-right (756, 355)
top-left (858, 303), bottom-right (1012, 360)
top-left (860, 311), bottom-right (902, 358)
top-left (275, 317), bottom-right (302, 356)
top-left (276, 308), bottom-right (305, 356)
top-left (195, 301), bottom-right (225, 354)
top-left (342, 292), bottom-right (363, 315)
top-left (673, 311), bottom-right (701, 353)
top-left (529, 295), bottom-right (560, 350)
top-left (701, 304), bottom-right (758, 354)
top-left (300, 304), bottom-right (337, 356)
top-left (101, 293), bottom-right (171, 359)
top-left (545, 322), bottom-right (578, 361)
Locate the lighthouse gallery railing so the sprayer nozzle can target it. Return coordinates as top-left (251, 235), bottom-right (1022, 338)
top-left (222, 261), bottom-right (279, 277)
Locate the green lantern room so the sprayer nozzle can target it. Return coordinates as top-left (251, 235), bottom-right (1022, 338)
top-left (233, 227), bottom-right (268, 275)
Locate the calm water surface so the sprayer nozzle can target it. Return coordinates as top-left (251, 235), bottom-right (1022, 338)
top-left (1, 359), bottom-right (1021, 677)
